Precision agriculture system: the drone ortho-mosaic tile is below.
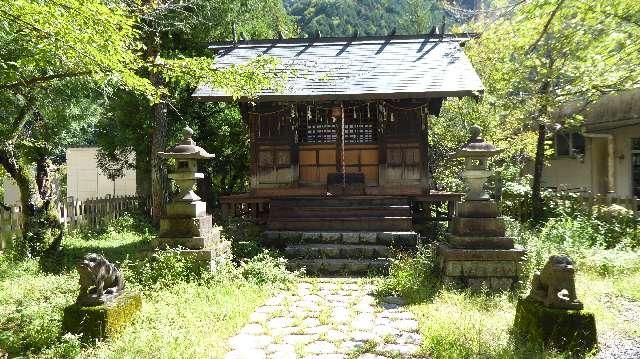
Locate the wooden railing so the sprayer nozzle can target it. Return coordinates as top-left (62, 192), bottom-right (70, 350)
top-left (218, 191), bottom-right (464, 227)
top-left (0, 195), bottom-right (142, 251)
top-left (219, 195), bottom-right (270, 224)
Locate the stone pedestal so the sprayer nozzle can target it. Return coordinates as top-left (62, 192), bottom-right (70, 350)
top-left (155, 202), bottom-right (230, 271)
top-left (437, 243), bottom-right (525, 290)
top-left (513, 298), bottom-right (597, 354)
top-left (439, 200), bottom-right (526, 290)
top-left (62, 291), bottom-right (142, 341)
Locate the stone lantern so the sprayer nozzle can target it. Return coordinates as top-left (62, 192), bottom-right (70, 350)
top-left (156, 127), bottom-right (229, 269)
top-left (158, 127), bottom-right (214, 219)
top-left (456, 125), bottom-right (503, 201)
top-left (437, 125), bottom-right (525, 291)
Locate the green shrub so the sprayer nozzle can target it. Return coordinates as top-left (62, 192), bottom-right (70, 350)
top-left (219, 217), bottom-right (265, 260)
top-left (507, 217), bottom-right (640, 279)
top-left (239, 250), bottom-right (300, 286)
top-left (121, 250), bottom-right (220, 289)
top-left (375, 245), bottom-right (440, 303)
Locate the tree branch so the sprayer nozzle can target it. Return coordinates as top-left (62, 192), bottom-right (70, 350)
top-left (526, 0), bottom-right (567, 55)
top-left (0, 71), bottom-right (91, 91)
top-left (9, 96), bottom-right (37, 142)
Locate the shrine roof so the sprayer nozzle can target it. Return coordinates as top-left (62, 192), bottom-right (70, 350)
top-left (193, 34), bottom-right (484, 102)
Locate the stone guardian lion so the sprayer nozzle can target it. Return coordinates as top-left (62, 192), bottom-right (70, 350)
top-left (527, 255), bottom-right (583, 310)
top-left (76, 253), bottom-right (125, 306)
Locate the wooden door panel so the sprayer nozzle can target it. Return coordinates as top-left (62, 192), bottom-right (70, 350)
top-left (276, 151), bottom-right (290, 167)
top-left (317, 166), bottom-right (334, 183)
top-left (318, 149), bottom-right (336, 165)
top-left (299, 150), bottom-right (316, 165)
top-left (361, 150), bottom-right (378, 165)
top-left (362, 166), bottom-right (379, 185)
top-left (299, 167), bottom-right (317, 183)
top-left (404, 148), bottom-right (420, 165)
top-left (344, 150), bottom-right (359, 165)
top-left (258, 151), bottom-right (274, 167)
top-left (388, 149), bottom-right (403, 166)
top-left (257, 145), bottom-right (291, 185)
top-left (385, 143), bottom-right (422, 183)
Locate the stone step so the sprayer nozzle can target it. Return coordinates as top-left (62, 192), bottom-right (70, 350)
top-left (287, 258), bottom-right (389, 275)
top-left (267, 217), bottom-right (412, 231)
top-left (285, 243), bottom-right (390, 259)
top-left (269, 205), bottom-right (410, 219)
top-left (263, 231), bottom-right (418, 247)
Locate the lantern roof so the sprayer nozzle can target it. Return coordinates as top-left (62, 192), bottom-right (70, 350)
top-left (456, 125), bottom-right (502, 157)
top-left (158, 127), bottom-right (214, 159)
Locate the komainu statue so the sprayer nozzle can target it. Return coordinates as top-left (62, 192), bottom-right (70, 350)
top-left (76, 253), bottom-right (125, 306)
top-left (528, 255), bottom-right (583, 309)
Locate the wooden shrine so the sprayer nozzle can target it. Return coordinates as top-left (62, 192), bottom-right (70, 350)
top-left (194, 33), bottom-right (484, 237)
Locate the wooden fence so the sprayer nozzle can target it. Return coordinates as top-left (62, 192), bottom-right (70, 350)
top-left (0, 195), bottom-right (142, 251)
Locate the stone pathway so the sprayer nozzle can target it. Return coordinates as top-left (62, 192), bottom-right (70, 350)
top-left (225, 279), bottom-right (421, 359)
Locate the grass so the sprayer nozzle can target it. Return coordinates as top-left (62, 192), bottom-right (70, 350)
top-left (375, 211), bottom-right (640, 359)
top-left (0, 215), bottom-right (286, 359)
top-left (405, 270), bottom-right (640, 359)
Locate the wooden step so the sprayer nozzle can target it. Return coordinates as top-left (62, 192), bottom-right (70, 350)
top-left (270, 196), bottom-right (409, 208)
top-left (287, 258), bottom-right (389, 275)
top-left (267, 217), bottom-right (412, 231)
top-left (263, 231), bottom-right (419, 247)
top-left (269, 205), bottom-right (410, 219)
top-left (285, 243), bottom-right (390, 259)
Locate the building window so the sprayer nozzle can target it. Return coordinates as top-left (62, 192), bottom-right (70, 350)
top-left (553, 132), bottom-right (585, 157)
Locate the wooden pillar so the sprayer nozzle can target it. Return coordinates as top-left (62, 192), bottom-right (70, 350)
top-left (335, 106), bottom-right (344, 174)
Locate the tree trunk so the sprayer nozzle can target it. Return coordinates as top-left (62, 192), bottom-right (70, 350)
top-left (150, 72), bottom-right (168, 226)
top-left (0, 144), bottom-right (62, 256)
top-left (531, 122), bottom-right (547, 224)
top-left (148, 30), bottom-right (168, 226)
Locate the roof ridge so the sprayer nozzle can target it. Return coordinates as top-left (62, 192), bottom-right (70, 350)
top-left (208, 33), bottom-right (479, 49)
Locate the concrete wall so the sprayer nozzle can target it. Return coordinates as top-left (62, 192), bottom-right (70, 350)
top-left (66, 147), bottom-right (136, 201)
top-left (2, 179), bottom-right (21, 206)
top-left (542, 155), bottom-right (592, 191)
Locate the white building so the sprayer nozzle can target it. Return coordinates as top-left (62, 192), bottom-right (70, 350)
top-left (2, 147), bottom-right (137, 205)
top-left (66, 147), bottom-right (136, 201)
top-left (543, 89), bottom-right (640, 198)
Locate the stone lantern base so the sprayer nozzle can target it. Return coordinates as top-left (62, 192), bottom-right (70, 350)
top-left (437, 243), bottom-right (526, 291)
top-left (437, 199), bottom-right (526, 291)
top-left (154, 201), bottom-right (230, 271)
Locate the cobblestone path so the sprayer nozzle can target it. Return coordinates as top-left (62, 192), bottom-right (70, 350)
top-left (225, 279), bottom-right (421, 359)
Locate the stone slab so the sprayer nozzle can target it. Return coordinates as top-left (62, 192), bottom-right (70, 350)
top-left (437, 242), bottom-right (526, 261)
top-left (443, 260), bottom-right (517, 277)
top-left (155, 236), bottom-right (213, 250)
top-left (450, 217), bottom-right (506, 237)
top-left (166, 200), bottom-right (206, 218)
top-left (446, 234), bottom-right (514, 250)
top-left (62, 291), bottom-right (142, 341)
top-left (456, 200), bottom-right (500, 218)
top-left (158, 215), bottom-right (216, 238)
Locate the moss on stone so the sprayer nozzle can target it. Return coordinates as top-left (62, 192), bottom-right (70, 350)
top-left (62, 291), bottom-right (142, 341)
top-left (512, 297), bottom-right (597, 355)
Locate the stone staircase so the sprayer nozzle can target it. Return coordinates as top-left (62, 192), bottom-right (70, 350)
top-left (263, 197), bottom-right (418, 275)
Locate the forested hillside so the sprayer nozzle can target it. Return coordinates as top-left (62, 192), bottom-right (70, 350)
top-left (285, 0), bottom-right (451, 37)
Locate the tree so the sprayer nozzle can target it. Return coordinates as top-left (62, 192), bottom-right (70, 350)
top-left (96, 0), bottom-right (296, 225)
top-left (444, 0), bottom-right (640, 223)
top-left (0, 0), bottom-right (282, 257)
